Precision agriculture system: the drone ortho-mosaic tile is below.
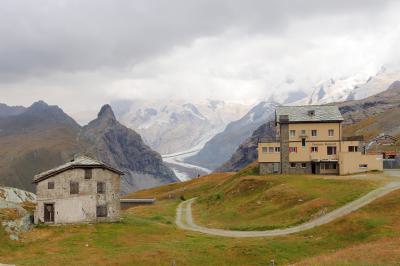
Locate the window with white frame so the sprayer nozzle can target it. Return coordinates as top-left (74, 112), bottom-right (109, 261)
top-left (328, 129), bottom-right (334, 137)
top-left (289, 130), bottom-right (296, 137)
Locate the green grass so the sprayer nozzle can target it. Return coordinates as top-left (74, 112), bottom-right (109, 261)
top-left (193, 168), bottom-right (380, 230)
top-left (0, 170), bottom-right (397, 265)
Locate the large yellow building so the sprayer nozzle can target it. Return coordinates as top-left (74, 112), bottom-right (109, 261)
top-left (258, 106), bottom-right (383, 175)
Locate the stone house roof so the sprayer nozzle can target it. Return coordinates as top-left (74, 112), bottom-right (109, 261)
top-left (275, 105), bottom-right (344, 123)
top-left (33, 155), bottom-right (124, 183)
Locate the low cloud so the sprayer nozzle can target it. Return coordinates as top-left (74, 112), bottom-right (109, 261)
top-left (0, 0), bottom-right (399, 118)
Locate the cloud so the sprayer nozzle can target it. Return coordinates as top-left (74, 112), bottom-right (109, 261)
top-left (0, 0), bottom-right (399, 120)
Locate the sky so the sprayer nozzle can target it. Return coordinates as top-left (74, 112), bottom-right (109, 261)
top-left (0, 0), bottom-right (400, 121)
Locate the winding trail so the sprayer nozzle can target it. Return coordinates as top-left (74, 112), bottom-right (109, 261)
top-left (176, 182), bottom-right (400, 238)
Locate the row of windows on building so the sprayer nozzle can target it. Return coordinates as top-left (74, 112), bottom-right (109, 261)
top-left (290, 162), bottom-right (338, 169)
top-left (289, 129), bottom-right (335, 138)
top-left (47, 181), bottom-right (106, 195)
top-left (262, 146), bottom-right (358, 154)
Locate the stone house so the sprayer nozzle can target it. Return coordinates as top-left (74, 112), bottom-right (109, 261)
top-left (258, 105), bottom-right (383, 175)
top-left (33, 155), bottom-right (123, 224)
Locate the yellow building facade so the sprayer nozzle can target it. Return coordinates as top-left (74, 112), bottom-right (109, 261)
top-left (258, 106), bottom-right (383, 175)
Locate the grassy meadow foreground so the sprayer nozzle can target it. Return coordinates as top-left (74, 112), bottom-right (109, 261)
top-left (1, 168), bottom-right (400, 265)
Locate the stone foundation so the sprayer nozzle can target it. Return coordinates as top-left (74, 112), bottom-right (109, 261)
top-left (260, 163), bottom-right (281, 174)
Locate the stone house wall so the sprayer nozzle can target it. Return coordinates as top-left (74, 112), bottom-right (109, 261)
top-left (35, 168), bottom-right (120, 224)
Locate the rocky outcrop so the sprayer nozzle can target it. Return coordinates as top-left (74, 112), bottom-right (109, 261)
top-left (0, 187), bottom-right (36, 241)
top-left (215, 121), bottom-right (276, 172)
top-left (79, 105), bottom-right (178, 194)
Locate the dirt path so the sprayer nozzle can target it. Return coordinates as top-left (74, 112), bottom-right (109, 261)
top-left (176, 182), bottom-right (400, 238)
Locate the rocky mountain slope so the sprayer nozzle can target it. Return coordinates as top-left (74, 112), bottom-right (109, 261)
top-left (0, 101), bottom-right (177, 194)
top-left (215, 121), bottom-right (276, 172)
top-left (185, 101), bottom-right (278, 170)
top-left (112, 99), bottom-right (249, 155)
top-left (0, 103), bottom-right (26, 117)
top-left (339, 80), bottom-right (400, 140)
top-left (78, 105), bottom-right (178, 194)
top-left (0, 101), bottom-right (82, 191)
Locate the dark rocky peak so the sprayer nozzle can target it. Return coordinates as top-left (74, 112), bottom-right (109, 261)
top-left (25, 100), bottom-right (77, 125)
top-left (27, 100), bottom-right (60, 116)
top-left (84, 104), bottom-right (118, 130)
top-left (98, 104), bottom-right (116, 121)
top-left (0, 103), bottom-right (26, 117)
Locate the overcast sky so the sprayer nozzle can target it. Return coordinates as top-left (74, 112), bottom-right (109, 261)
top-left (0, 0), bottom-right (399, 120)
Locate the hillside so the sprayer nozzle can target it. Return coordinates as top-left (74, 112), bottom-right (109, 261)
top-left (193, 167), bottom-right (380, 230)
top-left (185, 101), bottom-right (278, 170)
top-left (215, 121), bottom-right (276, 172)
top-left (1, 168), bottom-right (399, 265)
top-left (0, 101), bottom-right (81, 191)
top-left (339, 80), bottom-right (400, 139)
top-left (0, 101), bottom-right (177, 193)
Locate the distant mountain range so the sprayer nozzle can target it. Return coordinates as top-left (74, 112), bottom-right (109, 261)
top-left (187, 65), bottom-right (400, 172)
top-left (0, 101), bottom-right (177, 194)
top-left (112, 99), bottom-right (249, 155)
top-left (184, 101), bottom-right (278, 170)
top-left (294, 66), bottom-right (400, 105)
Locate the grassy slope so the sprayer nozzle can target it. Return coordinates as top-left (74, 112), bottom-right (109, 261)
top-left (0, 125), bottom-right (80, 191)
top-left (193, 167), bottom-right (380, 230)
top-left (0, 170), bottom-right (398, 265)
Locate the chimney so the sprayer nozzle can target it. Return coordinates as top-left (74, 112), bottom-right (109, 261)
top-left (279, 115), bottom-right (290, 174)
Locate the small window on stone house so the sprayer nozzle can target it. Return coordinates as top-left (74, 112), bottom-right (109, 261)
top-left (289, 130), bottom-right (296, 137)
top-left (48, 182), bottom-right (54, 189)
top-left (262, 147), bottom-right (268, 153)
top-left (97, 182), bottom-right (106, 194)
top-left (70, 182), bottom-right (79, 194)
top-left (275, 147), bottom-right (280, 152)
top-left (290, 162), bottom-right (296, 168)
top-left (269, 147), bottom-right (274, 153)
top-left (328, 129), bottom-right (334, 137)
top-left (96, 205), bottom-right (107, 217)
top-left (301, 163), bottom-right (307, 168)
top-left (84, 169), bottom-right (92, 179)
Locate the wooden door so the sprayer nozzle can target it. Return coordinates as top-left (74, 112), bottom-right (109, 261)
top-left (44, 203), bottom-right (54, 222)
